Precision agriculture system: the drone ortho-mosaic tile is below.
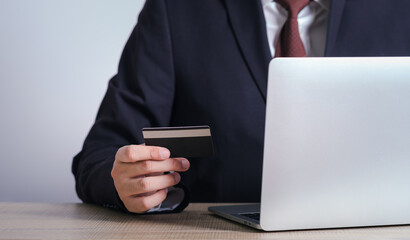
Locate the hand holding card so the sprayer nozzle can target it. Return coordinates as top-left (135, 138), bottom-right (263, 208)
top-left (142, 126), bottom-right (214, 158)
top-left (111, 144), bottom-right (189, 213)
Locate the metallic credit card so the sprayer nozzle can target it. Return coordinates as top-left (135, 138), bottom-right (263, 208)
top-left (142, 126), bottom-right (214, 158)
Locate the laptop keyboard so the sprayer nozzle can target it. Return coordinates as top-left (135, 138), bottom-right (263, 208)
top-left (239, 212), bottom-right (260, 221)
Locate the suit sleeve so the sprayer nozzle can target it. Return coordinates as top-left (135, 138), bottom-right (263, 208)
top-left (72, 0), bottom-right (189, 213)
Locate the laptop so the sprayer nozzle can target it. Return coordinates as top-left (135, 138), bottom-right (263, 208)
top-left (209, 57), bottom-right (410, 231)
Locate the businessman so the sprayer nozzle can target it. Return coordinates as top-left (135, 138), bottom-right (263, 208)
top-left (72, 0), bottom-right (410, 213)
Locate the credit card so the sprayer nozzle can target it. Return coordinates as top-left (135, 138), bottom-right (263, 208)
top-left (142, 126), bottom-right (214, 158)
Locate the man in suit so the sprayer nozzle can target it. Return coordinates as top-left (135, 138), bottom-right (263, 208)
top-left (72, 0), bottom-right (410, 214)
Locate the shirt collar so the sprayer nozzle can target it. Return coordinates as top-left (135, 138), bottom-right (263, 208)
top-left (262, 0), bottom-right (331, 11)
top-left (316, 0), bottom-right (330, 11)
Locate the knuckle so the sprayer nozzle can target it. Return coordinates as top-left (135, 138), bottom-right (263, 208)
top-left (110, 168), bottom-right (117, 179)
top-left (128, 203), bottom-right (144, 214)
top-left (139, 198), bottom-right (151, 211)
top-left (111, 162), bottom-right (125, 180)
top-left (111, 164), bottom-right (122, 180)
top-left (138, 178), bottom-right (151, 191)
top-left (141, 160), bottom-right (153, 173)
top-left (124, 147), bottom-right (135, 161)
top-left (149, 147), bottom-right (158, 160)
top-left (123, 197), bottom-right (149, 214)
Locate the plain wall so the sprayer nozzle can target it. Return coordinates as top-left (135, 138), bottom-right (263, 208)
top-left (0, 0), bottom-right (145, 202)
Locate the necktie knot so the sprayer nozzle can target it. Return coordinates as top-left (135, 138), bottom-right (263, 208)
top-left (274, 0), bottom-right (311, 57)
top-left (276, 0), bottom-right (311, 18)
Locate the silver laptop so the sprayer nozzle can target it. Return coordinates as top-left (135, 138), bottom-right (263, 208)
top-left (209, 57), bottom-right (410, 231)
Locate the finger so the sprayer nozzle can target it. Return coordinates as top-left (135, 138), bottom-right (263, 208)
top-left (124, 172), bottom-right (181, 196)
top-left (130, 158), bottom-right (190, 177)
top-left (124, 188), bottom-right (168, 213)
top-left (116, 144), bottom-right (170, 163)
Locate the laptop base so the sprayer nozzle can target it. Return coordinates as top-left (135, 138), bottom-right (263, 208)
top-left (208, 204), bottom-right (262, 230)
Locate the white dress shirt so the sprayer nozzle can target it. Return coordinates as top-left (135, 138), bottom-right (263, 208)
top-left (261, 0), bottom-right (330, 57)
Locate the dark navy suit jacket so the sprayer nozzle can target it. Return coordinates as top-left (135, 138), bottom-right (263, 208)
top-left (72, 0), bottom-right (410, 212)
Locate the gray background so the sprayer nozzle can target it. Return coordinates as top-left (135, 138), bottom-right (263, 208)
top-left (0, 0), bottom-right (145, 202)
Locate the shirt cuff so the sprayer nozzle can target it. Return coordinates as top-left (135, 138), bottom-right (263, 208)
top-left (146, 186), bottom-right (185, 213)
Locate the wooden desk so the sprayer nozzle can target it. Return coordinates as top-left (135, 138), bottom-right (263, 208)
top-left (1, 202), bottom-right (409, 239)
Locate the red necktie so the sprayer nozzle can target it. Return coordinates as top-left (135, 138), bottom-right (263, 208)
top-left (275, 0), bottom-right (311, 57)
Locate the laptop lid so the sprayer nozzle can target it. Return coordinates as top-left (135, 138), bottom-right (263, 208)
top-left (260, 57), bottom-right (410, 231)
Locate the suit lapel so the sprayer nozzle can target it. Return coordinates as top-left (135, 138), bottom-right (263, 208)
top-left (324, 0), bottom-right (346, 56)
top-left (223, 0), bottom-right (272, 101)
top-left (223, 0), bottom-right (345, 98)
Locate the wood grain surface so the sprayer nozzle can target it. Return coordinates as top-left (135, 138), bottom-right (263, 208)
top-left (1, 202), bottom-right (409, 240)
